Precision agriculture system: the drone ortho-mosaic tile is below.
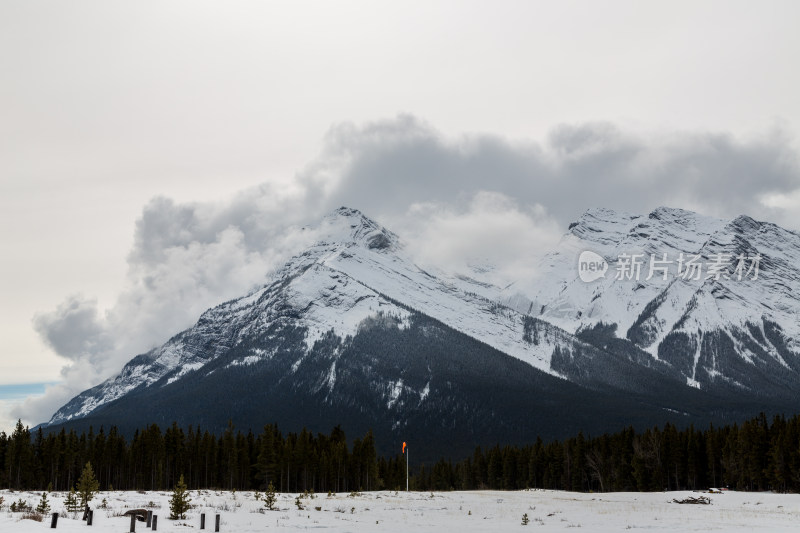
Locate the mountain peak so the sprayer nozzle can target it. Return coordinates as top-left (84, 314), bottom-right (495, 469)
top-left (329, 206), bottom-right (367, 219)
top-left (566, 207), bottom-right (641, 245)
top-left (570, 207), bottom-right (641, 228)
top-left (318, 206), bottom-right (400, 251)
top-left (647, 206), bottom-right (697, 221)
top-left (729, 213), bottom-right (762, 232)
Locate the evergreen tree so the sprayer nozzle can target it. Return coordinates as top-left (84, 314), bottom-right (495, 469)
top-left (263, 481), bottom-right (277, 510)
top-left (36, 492), bottom-right (51, 514)
top-left (169, 474), bottom-right (192, 519)
top-left (65, 487), bottom-right (81, 513)
top-left (5, 420), bottom-right (34, 489)
top-left (256, 425), bottom-right (277, 487)
top-left (76, 461), bottom-right (100, 507)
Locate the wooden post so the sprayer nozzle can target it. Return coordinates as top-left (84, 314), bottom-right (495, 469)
top-left (151, 515), bottom-right (158, 531)
top-left (200, 513), bottom-right (206, 529)
top-left (130, 514), bottom-right (136, 532)
top-left (215, 514), bottom-right (220, 532)
top-left (50, 512), bottom-right (59, 528)
top-left (87, 510), bottom-right (93, 526)
top-left (146, 510), bottom-right (152, 527)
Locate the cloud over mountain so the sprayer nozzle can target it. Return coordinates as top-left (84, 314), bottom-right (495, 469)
top-left (17, 115), bottom-right (800, 424)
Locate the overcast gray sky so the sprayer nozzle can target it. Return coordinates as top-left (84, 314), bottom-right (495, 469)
top-left (3, 0), bottom-right (800, 432)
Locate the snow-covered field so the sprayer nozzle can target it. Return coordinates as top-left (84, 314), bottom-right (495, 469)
top-left (2, 489), bottom-right (800, 532)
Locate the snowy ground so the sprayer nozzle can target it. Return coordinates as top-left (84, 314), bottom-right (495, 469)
top-left (2, 488), bottom-right (799, 532)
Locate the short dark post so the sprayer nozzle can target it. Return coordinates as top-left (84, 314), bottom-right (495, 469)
top-left (151, 515), bottom-right (158, 531)
top-left (50, 512), bottom-right (59, 528)
top-left (146, 510), bottom-right (152, 528)
top-left (215, 514), bottom-right (220, 532)
top-left (130, 514), bottom-right (137, 532)
top-left (200, 513), bottom-right (206, 529)
top-left (87, 509), bottom-right (94, 526)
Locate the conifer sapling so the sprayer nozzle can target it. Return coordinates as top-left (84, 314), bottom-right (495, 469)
top-left (65, 487), bottom-right (81, 513)
top-left (263, 481), bottom-right (277, 511)
top-left (169, 474), bottom-right (192, 520)
top-left (76, 461), bottom-right (100, 508)
top-left (36, 492), bottom-right (51, 514)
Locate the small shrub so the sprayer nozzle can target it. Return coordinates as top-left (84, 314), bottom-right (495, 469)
top-left (522, 513), bottom-right (529, 525)
top-left (21, 511), bottom-right (44, 522)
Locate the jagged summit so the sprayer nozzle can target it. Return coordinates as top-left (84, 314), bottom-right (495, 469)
top-left (566, 207), bottom-right (641, 246)
top-left (313, 206), bottom-right (401, 252)
top-left (647, 205), bottom-right (704, 221)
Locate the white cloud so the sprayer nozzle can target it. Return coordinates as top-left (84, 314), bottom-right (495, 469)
top-left (399, 192), bottom-right (561, 287)
top-left (0, 399), bottom-right (23, 434)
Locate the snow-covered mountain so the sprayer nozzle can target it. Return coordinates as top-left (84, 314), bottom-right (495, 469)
top-left (502, 206), bottom-right (800, 394)
top-left (49, 207), bottom-right (569, 424)
top-left (44, 206), bottom-right (800, 457)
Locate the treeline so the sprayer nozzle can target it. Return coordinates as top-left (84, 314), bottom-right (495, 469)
top-left (413, 412), bottom-right (800, 492)
top-left (3, 412), bottom-right (800, 493)
top-left (0, 421), bottom-right (379, 493)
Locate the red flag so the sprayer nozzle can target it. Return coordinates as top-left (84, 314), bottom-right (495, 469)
top-left (402, 442), bottom-right (407, 454)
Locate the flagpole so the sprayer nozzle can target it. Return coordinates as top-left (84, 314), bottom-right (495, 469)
top-left (406, 445), bottom-right (409, 492)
